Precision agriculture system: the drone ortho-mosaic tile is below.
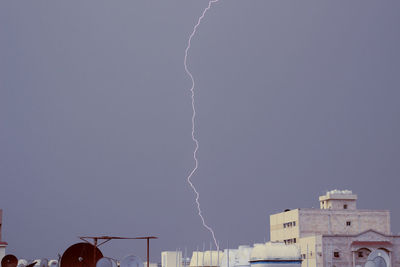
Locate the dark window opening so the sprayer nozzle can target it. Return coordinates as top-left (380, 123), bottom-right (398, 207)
top-left (344, 204), bottom-right (348, 209)
top-left (358, 252), bottom-right (363, 258)
top-left (346, 221), bottom-right (351, 226)
top-left (334, 252), bottom-right (340, 258)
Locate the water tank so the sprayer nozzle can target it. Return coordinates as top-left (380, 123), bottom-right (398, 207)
top-left (250, 242), bottom-right (301, 267)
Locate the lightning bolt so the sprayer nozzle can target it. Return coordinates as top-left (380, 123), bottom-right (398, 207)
top-left (184, 0), bottom-right (220, 251)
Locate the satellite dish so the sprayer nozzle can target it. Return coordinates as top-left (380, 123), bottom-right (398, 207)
top-left (48, 260), bottom-right (59, 267)
top-left (120, 255), bottom-right (143, 267)
top-left (96, 258), bottom-right (117, 267)
top-left (1, 255), bottom-right (18, 267)
top-left (17, 259), bottom-right (28, 267)
top-left (60, 242), bottom-right (103, 267)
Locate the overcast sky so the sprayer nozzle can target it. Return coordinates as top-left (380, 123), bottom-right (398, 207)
top-left (1, 0), bottom-right (400, 262)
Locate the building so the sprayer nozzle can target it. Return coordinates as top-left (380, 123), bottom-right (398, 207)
top-left (0, 209), bottom-right (8, 260)
top-left (188, 243), bottom-right (300, 267)
top-left (162, 251), bottom-right (183, 267)
top-left (190, 250), bottom-right (223, 267)
top-left (269, 190), bottom-right (399, 267)
top-left (220, 245), bottom-right (252, 267)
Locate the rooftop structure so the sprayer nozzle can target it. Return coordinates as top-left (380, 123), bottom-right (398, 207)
top-left (319, 189), bottom-right (358, 210)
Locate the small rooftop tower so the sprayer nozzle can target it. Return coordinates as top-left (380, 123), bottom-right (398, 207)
top-left (319, 190), bottom-right (357, 210)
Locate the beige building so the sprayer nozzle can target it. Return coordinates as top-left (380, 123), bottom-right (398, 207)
top-left (190, 250), bottom-right (223, 267)
top-left (269, 190), bottom-right (399, 267)
top-left (162, 251), bottom-right (183, 267)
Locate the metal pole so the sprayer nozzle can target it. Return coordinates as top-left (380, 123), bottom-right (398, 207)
top-left (202, 243), bottom-right (205, 267)
top-left (210, 242), bottom-right (212, 267)
top-left (147, 238), bottom-right (150, 267)
top-left (94, 238), bottom-right (98, 266)
top-left (315, 242), bottom-right (318, 267)
top-left (217, 242), bottom-right (219, 267)
top-left (185, 247), bottom-right (187, 267)
top-left (227, 241), bottom-right (229, 267)
top-left (197, 246), bottom-right (199, 267)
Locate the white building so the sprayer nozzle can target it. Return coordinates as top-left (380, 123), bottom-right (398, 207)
top-left (219, 245), bottom-right (252, 267)
top-left (191, 243), bottom-right (300, 267)
top-left (190, 250), bottom-right (223, 267)
top-left (162, 251), bottom-right (183, 267)
top-left (269, 190), bottom-right (399, 267)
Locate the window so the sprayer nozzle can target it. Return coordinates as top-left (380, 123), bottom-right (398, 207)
top-left (334, 252), bottom-right (340, 258)
top-left (302, 254), bottom-right (306, 259)
top-left (346, 221), bottom-right (351, 226)
top-left (344, 204), bottom-right (348, 209)
top-left (293, 238), bottom-right (296, 243)
top-left (358, 251), bottom-right (363, 258)
top-left (293, 221), bottom-right (296, 226)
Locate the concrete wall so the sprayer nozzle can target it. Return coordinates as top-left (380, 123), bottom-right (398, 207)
top-left (298, 209), bottom-right (390, 237)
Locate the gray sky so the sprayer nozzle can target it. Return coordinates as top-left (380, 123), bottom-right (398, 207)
top-left (1, 0), bottom-right (400, 262)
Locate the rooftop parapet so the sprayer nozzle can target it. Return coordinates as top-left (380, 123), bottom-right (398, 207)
top-left (319, 189), bottom-right (357, 201)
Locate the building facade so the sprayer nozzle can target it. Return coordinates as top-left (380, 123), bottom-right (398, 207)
top-left (269, 190), bottom-right (399, 267)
